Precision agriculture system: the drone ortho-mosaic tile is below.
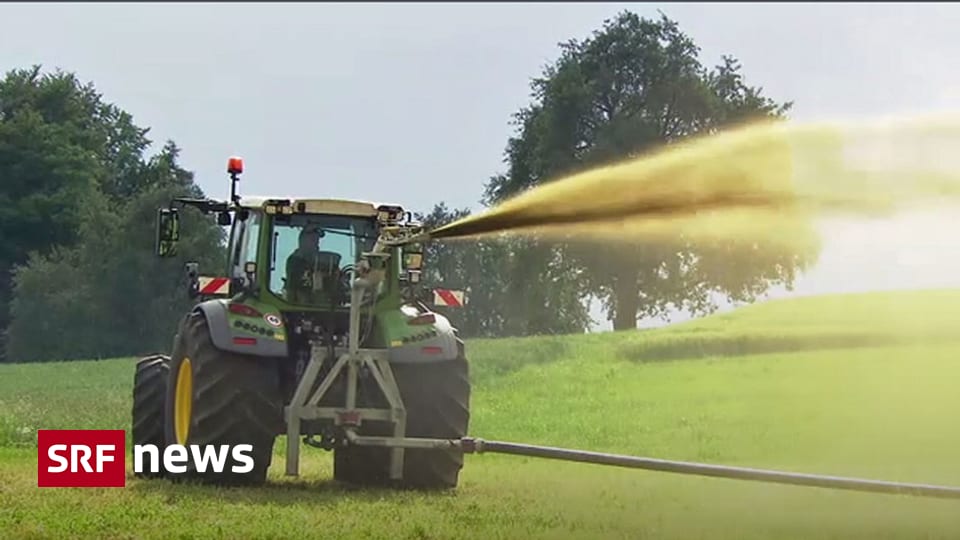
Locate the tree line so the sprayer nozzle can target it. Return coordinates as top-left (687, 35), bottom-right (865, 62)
top-left (0, 12), bottom-right (818, 362)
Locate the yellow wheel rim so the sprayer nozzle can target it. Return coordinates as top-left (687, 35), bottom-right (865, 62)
top-left (174, 357), bottom-right (193, 445)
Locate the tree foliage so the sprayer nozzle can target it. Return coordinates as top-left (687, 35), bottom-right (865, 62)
top-left (0, 66), bottom-right (223, 362)
top-left (483, 11), bottom-right (819, 330)
top-left (0, 67), bottom-right (107, 357)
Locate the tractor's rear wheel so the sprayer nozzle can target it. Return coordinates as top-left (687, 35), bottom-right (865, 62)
top-left (132, 354), bottom-right (170, 479)
top-left (333, 350), bottom-right (471, 489)
top-left (164, 311), bottom-right (283, 486)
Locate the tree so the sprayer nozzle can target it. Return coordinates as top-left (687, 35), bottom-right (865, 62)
top-left (0, 66), bottom-right (111, 359)
top-left (6, 148), bottom-right (225, 362)
top-left (0, 66), bottom-right (224, 362)
top-left (484, 11), bottom-right (820, 331)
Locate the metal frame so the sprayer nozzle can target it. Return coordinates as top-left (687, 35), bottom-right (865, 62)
top-left (284, 275), bottom-right (410, 479)
top-left (282, 226), bottom-right (438, 481)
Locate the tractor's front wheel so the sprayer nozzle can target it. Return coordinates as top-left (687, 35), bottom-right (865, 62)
top-left (164, 311), bottom-right (283, 485)
top-left (333, 348), bottom-right (471, 489)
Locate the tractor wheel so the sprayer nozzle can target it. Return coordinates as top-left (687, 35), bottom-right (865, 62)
top-left (132, 354), bottom-right (170, 479)
top-left (333, 349), bottom-right (471, 489)
top-left (164, 311), bottom-right (283, 486)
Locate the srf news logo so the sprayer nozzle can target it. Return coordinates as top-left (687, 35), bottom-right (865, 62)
top-left (38, 430), bottom-right (126, 487)
top-left (37, 429), bottom-right (255, 487)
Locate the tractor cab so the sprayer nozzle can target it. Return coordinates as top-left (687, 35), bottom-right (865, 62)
top-left (222, 196), bottom-right (392, 311)
top-left (153, 157), bottom-right (425, 314)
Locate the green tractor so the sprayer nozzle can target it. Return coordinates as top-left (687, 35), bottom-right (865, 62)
top-left (129, 158), bottom-right (960, 502)
top-left (132, 157), bottom-right (470, 488)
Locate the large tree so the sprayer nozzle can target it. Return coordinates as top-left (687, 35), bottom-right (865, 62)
top-left (6, 165), bottom-right (224, 362)
top-left (0, 66), bottom-right (224, 361)
top-left (484, 12), bottom-right (820, 330)
top-left (0, 67), bottom-right (112, 358)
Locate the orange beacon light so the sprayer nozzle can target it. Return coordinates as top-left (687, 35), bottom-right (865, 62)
top-left (227, 156), bottom-right (244, 175)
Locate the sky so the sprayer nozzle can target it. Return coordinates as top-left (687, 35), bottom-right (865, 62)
top-left (4, 2), bottom-right (960, 329)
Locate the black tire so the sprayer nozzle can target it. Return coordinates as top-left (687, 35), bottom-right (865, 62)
top-left (164, 311), bottom-right (283, 486)
top-left (333, 351), bottom-right (471, 490)
top-left (132, 354), bottom-right (170, 479)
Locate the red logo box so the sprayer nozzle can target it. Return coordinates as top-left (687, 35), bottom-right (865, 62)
top-left (37, 430), bottom-right (126, 487)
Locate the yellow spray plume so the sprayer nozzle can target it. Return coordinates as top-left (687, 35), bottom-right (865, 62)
top-left (430, 114), bottom-right (960, 249)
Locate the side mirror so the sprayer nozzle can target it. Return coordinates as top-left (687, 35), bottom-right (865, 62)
top-left (218, 211), bottom-right (233, 226)
top-left (156, 208), bottom-right (180, 257)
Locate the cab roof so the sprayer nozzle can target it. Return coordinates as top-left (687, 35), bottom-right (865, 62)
top-left (238, 196), bottom-right (403, 218)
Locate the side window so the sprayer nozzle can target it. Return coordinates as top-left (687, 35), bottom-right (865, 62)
top-left (269, 225), bottom-right (301, 296)
top-left (228, 212), bottom-right (261, 279)
top-left (227, 218), bottom-right (245, 277)
top-left (241, 213), bottom-right (261, 269)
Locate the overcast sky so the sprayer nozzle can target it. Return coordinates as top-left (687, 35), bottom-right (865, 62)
top-left (4, 2), bottom-right (960, 328)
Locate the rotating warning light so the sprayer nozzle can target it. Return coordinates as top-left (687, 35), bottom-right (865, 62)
top-left (227, 156), bottom-right (244, 174)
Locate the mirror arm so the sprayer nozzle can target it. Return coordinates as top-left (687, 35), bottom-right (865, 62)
top-left (170, 197), bottom-right (230, 215)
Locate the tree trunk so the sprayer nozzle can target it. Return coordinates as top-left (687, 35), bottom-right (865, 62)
top-left (611, 279), bottom-right (640, 331)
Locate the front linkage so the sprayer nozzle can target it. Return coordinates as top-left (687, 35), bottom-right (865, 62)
top-left (284, 226), bottom-right (428, 480)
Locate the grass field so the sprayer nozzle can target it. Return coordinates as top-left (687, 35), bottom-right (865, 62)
top-left (3, 289), bottom-right (960, 539)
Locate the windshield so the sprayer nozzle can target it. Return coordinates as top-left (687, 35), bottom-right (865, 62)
top-left (269, 213), bottom-right (378, 306)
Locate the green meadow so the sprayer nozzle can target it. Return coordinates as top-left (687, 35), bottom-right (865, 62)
top-left (2, 289), bottom-right (959, 539)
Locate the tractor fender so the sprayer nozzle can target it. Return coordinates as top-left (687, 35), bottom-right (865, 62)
top-left (388, 312), bottom-right (461, 364)
top-left (193, 299), bottom-right (288, 358)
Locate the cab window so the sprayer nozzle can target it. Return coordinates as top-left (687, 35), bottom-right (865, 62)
top-left (269, 214), bottom-right (377, 305)
top-left (241, 212), bottom-right (261, 267)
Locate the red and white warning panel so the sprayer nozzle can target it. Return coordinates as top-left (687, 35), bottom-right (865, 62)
top-left (433, 288), bottom-right (466, 308)
top-left (198, 277), bottom-right (231, 296)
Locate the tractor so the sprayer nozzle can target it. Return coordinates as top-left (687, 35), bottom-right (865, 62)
top-left (132, 156), bottom-right (469, 488)
top-left (132, 156), bottom-right (960, 500)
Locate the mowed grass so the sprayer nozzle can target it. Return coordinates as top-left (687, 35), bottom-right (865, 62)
top-left (2, 289), bottom-right (960, 539)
